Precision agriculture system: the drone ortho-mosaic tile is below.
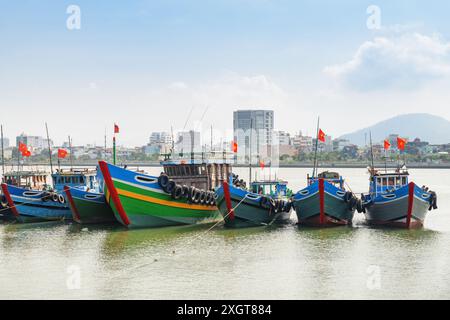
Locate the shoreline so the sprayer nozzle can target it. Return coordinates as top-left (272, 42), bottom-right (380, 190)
top-left (6, 162), bottom-right (450, 169)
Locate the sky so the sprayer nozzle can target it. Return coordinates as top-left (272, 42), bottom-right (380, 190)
top-left (1, 0), bottom-right (450, 146)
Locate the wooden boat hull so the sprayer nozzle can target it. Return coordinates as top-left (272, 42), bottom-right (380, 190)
top-left (98, 161), bottom-right (221, 228)
top-left (363, 182), bottom-right (431, 229)
top-left (215, 183), bottom-right (291, 228)
top-left (64, 186), bottom-right (116, 224)
top-left (1, 183), bottom-right (71, 223)
top-left (293, 179), bottom-right (355, 227)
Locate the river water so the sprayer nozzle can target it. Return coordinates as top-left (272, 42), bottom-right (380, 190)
top-left (1, 167), bottom-right (449, 299)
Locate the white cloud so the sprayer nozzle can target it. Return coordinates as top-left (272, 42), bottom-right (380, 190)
top-left (324, 32), bottom-right (450, 91)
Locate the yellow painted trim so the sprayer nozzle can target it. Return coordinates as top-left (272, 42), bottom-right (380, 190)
top-left (116, 188), bottom-right (218, 211)
top-left (105, 189), bottom-right (110, 204)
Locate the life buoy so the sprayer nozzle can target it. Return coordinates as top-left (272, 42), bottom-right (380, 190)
top-left (158, 174), bottom-right (170, 189)
top-left (164, 180), bottom-right (176, 194)
top-left (171, 184), bottom-right (183, 200)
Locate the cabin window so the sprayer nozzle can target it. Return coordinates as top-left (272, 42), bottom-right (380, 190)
top-left (388, 177), bottom-right (395, 186)
top-left (402, 177), bottom-right (407, 185)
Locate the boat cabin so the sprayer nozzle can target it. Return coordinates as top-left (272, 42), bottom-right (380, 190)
top-left (250, 180), bottom-right (290, 198)
top-left (2, 171), bottom-right (49, 189)
top-left (369, 168), bottom-right (409, 196)
top-left (51, 168), bottom-right (98, 192)
top-left (307, 171), bottom-right (345, 189)
top-left (161, 159), bottom-right (232, 191)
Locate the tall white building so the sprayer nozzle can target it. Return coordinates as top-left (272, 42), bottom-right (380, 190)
top-left (16, 133), bottom-right (53, 150)
top-left (233, 109), bottom-right (274, 163)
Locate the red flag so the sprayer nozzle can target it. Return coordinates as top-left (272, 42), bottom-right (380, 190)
top-left (22, 150), bottom-right (31, 157)
top-left (232, 141), bottom-right (238, 153)
top-left (397, 137), bottom-right (407, 151)
top-left (114, 123), bottom-right (119, 134)
top-left (19, 142), bottom-right (28, 152)
top-left (58, 148), bottom-right (68, 159)
top-left (318, 129), bottom-right (326, 142)
top-left (259, 160), bottom-right (265, 170)
top-left (384, 140), bottom-right (391, 150)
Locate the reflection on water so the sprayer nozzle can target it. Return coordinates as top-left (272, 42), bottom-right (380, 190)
top-left (1, 168), bottom-right (450, 299)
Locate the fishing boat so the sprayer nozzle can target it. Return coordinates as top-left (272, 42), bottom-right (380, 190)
top-left (293, 171), bottom-right (357, 227)
top-left (1, 169), bottom-right (97, 223)
top-left (64, 167), bottom-right (116, 224)
top-left (215, 174), bottom-right (292, 228)
top-left (98, 158), bottom-right (231, 228)
top-left (360, 166), bottom-right (438, 228)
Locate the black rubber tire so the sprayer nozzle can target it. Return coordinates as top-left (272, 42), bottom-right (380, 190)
top-left (187, 186), bottom-right (196, 203)
top-left (158, 174), bottom-right (170, 189)
top-left (193, 189), bottom-right (202, 204)
top-left (269, 198), bottom-right (276, 211)
top-left (41, 192), bottom-right (50, 202)
top-left (52, 193), bottom-right (59, 202)
top-left (260, 196), bottom-right (269, 208)
top-left (165, 180), bottom-right (176, 194)
top-left (58, 194), bottom-right (65, 204)
top-left (199, 190), bottom-right (207, 205)
top-left (181, 185), bottom-right (190, 198)
top-left (171, 184), bottom-right (183, 200)
top-left (205, 192), bottom-right (212, 205)
top-left (344, 192), bottom-right (352, 203)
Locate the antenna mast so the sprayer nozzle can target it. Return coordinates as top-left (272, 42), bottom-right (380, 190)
top-left (45, 122), bottom-right (53, 173)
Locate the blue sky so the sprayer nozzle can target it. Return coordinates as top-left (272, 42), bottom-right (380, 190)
top-left (1, 0), bottom-right (450, 146)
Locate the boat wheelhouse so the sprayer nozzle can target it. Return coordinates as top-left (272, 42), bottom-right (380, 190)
top-left (250, 179), bottom-right (291, 199)
top-left (2, 171), bottom-right (50, 189)
top-left (51, 168), bottom-right (98, 192)
top-left (161, 158), bottom-right (232, 191)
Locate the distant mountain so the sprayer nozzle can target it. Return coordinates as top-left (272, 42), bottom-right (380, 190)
top-left (339, 113), bottom-right (450, 146)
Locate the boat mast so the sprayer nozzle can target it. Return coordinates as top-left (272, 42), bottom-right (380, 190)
top-left (45, 122), bottom-right (53, 173)
top-left (1, 125), bottom-right (4, 179)
top-left (68, 135), bottom-right (74, 170)
top-left (312, 117), bottom-right (320, 178)
top-left (249, 118), bottom-right (253, 186)
top-left (369, 131), bottom-right (375, 170)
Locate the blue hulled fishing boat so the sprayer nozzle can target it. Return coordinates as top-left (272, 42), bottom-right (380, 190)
top-left (215, 174), bottom-right (292, 228)
top-left (360, 166), bottom-right (438, 228)
top-left (293, 171), bottom-right (357, 227)
top-left (64, 167), bottom-right (116, 224)
top-left (1, 169), bottom-right (98, 223)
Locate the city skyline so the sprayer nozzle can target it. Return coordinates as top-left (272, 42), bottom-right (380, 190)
top-left (2, 1), bottom-right (450, 146)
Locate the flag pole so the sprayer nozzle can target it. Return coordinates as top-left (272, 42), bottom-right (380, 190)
top-left (249, 119), bottom-right (253, 186)
top-left (113, 136), bottom-right (116, 165)
top-left (312, 117), bottom-right (320, 178)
